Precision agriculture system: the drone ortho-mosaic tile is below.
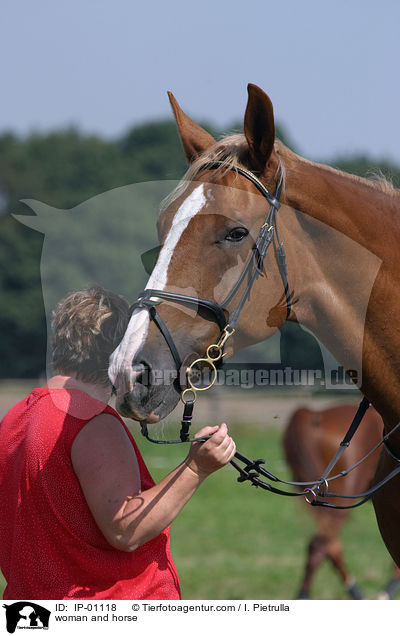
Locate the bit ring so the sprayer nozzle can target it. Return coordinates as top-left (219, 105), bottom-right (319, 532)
top-left (186, 357), bottom-right (218, 392)
top-left (181, 388), bottom-right (197, 404)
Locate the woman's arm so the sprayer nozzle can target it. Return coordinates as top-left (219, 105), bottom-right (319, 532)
top-left (71, 414), bottom-right (235, 552)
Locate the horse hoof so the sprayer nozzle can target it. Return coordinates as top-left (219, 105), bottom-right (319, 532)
top-left (347, 582), bottom-right (364, 600)
top-left (377, 578), bottom-right (400, 600)
top-left (296, 591), bottom-right (310, 600)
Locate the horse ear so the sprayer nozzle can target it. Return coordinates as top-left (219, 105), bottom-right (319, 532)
top-left (244, 84), bottom-right (275, 171)
top-left (168, 92), bottom-right (216, 163)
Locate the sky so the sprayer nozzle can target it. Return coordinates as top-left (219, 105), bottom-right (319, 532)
top-left (1, 0), bottom-right (399, 164)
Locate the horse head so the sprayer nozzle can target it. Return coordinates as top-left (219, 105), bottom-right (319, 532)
top-left (109, 85), bottom-right (291, 422)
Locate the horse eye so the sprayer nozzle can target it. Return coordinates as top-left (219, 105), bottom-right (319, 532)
top-left (225, 227), bottom-right (249, 242)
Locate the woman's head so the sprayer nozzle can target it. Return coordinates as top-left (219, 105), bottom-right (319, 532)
top-left (51, 287), bottom-right (130, 385)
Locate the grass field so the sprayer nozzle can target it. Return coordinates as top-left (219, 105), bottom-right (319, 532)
top-left (0, 382), bottom-right (397, 600)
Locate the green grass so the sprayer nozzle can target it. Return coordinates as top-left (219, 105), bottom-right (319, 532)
top-left (0, 420), bottom-right (396, 600)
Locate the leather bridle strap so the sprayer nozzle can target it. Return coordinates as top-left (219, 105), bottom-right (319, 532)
top-left (149, 306), bottom-right (182, 371)
top-left (317, 396), bottom-right (371, 483)
top-left (134, 289), bottom-right (228, 332)
top-left (215, 164), bottom-right (290, 326)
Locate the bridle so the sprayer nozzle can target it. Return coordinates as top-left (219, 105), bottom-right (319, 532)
top-left (132, 162), bottom-right (289, 432)
top-left (129, 162), bottom-right (400, 509)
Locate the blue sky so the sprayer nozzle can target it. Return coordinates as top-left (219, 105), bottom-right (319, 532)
top-left (1, 0), bottom-right (399, 163)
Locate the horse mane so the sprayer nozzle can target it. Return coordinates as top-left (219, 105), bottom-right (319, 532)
top-left (161, 134), bottom-right (398, 213)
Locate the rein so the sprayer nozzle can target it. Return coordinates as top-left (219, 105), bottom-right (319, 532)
top-left (132, 163), bottom-right (400, 509)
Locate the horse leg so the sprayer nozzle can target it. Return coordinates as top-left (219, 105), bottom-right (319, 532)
top-left (325, 538), bottom-right (364, 600)
top-left (296, 534), bottom-right (328, 599)
top-left (377, 565), bottom-right (400, 600)
top-left (372, 452), bottom-right (400, 567)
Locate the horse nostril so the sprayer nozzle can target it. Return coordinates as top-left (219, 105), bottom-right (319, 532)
top-left (132, 362), bottom-right (151, 387)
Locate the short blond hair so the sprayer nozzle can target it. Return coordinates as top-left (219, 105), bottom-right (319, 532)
top-left (51, 287), bottom-right (130, 385)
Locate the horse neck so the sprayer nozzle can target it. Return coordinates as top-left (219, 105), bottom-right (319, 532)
top-left (280, 150), bottom-right (399, 258)
top-left (279, 152), bottom-right (400, 425)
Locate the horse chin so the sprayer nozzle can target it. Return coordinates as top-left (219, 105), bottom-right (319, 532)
top-left (115, 385), bottom-right (180, 422)
top-left (154, 390), bottom-right (181, 421)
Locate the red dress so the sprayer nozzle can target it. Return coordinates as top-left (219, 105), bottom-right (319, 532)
top-left (0, 387), bottom-right (181, 600)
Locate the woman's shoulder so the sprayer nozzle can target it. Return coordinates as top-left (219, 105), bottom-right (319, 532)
top-left (70, 410), bottom-right (156, 490)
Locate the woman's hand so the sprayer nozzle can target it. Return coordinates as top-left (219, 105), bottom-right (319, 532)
top-left (185, 423), bottom-right (236, 479)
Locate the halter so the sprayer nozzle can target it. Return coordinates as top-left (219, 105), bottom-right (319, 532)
top-left (130, 162), bottom-right (400, 509)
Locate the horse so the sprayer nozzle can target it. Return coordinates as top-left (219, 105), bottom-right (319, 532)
top-left (284, 403), bottom-right (400, 599)
top-left (109, 84), bottom-right (400, 565)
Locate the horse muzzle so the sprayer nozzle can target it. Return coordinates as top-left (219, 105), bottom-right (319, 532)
top-left (114, 360), bottom-right (181, 421)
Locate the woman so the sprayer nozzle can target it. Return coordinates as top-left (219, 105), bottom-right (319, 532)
top-left (0, 287), bottom-right (236, 600)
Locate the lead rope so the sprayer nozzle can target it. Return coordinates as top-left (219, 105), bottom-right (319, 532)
top-left (141, 397), bottom-right (400, 509)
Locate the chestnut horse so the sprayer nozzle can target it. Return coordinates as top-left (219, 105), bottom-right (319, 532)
top-left (109, 84), bottom-right (400, 564)
top-left (284, 404), bottom-right (400, 599)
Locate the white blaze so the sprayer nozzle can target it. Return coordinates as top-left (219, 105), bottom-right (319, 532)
top-left (109, 184), bottom-right (206, 388)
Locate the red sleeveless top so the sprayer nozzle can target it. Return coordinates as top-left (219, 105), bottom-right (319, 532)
top-left (0, 387), bottom-right (180, 600)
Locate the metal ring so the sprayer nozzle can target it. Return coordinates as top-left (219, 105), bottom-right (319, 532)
top-left (304, 488), bottom-right (317, 505)
top-left (317, 479), bottom-right (329, 497)
top-left (181, 388), bottom-right (197, 404)
top-left (186, 357), bottom-right (218, 392)
top-left (206, 343), bottom-right (223, 362)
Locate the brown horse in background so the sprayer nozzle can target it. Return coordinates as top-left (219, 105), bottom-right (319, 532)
top-left (109, 84), bottom-right (400, 565)
top-left (284, 404), bottom-right (400, 599)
